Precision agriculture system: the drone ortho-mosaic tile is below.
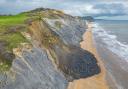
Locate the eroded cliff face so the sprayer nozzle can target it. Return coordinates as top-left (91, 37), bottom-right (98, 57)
top-left (27, 16), bottom-right (100, 81)
top-left (0, 8), bottom-right (100, 89)
top-left (1, 47), bottom-right (67, 89)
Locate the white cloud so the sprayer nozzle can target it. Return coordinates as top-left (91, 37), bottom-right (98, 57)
top-left (0, 0), bottom-right (128, 17)
top-left (64, 2), bottom-right (128, 16)
top-left (64, 4), bottom-right (101, 16)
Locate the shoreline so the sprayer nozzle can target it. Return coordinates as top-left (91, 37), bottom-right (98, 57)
top-left (95, 37), bottom-right (128, 89)
top-left (68, 22), bottom-right (109, 89)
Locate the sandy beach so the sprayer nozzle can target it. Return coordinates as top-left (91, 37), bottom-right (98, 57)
top-left (68, 23), bottom-right (109, 89)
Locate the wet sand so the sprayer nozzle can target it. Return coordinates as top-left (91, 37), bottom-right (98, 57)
top-left (68, 23), bottom-right (109, 89)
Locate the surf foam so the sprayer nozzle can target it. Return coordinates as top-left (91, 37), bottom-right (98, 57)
top-left (92, 23), bottom-right (128, 62)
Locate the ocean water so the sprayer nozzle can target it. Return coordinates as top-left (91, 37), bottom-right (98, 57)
top-left (93, 20), bottom-right (128, 62)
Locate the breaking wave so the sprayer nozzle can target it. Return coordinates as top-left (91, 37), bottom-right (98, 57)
top-left (92, 23), bottom-right (128, 62)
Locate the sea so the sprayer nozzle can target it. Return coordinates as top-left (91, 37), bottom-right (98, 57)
top-left (92, 20), bottom-right (128, 89)
top-left (93, 20), bottom-right (128, 62)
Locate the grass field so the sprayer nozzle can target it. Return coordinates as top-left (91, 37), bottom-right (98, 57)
top-left (0, 13), bottom-right (27, 27)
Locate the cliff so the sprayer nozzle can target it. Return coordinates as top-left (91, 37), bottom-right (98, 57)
top-left (0, 8), bottom-right (100, 89)
top-left (82, 16), bottom-right (94, 22)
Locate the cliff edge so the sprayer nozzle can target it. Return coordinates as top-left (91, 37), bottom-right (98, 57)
top-left (0, 8), bottom-right (101, 89)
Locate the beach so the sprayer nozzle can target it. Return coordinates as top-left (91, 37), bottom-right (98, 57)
top-left (68, 22), bottom-right (109, 89)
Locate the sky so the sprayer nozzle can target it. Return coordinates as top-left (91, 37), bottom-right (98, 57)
top-left (0, 0), bottom-right (128, 19)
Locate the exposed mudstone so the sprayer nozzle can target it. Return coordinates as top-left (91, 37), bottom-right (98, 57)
top-left (46, 18), bottom-right (86, 46)
top-left (28, 16), bottom-right (101, 82)
top-left (45, 17), bottom-right (100, 81)
top-left (53, 45), bottom-right (101, 81)
top-left (1, 48), bottom-right (68, 89)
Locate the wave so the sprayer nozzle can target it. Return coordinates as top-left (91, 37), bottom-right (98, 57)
top-left (92, 23), bottom-right (128, 62)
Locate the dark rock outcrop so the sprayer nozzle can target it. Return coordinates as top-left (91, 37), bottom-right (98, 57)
top-left (53, 45), bottom-right (100, 81)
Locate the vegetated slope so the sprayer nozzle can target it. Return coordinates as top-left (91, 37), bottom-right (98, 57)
top-left (0, 13), bottom-right (29, 72)
top-left (0, 8), bottom-right (100, 89)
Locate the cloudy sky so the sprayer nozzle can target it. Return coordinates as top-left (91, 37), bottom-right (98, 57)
top-left (0, 0), bottom-right (128, 19)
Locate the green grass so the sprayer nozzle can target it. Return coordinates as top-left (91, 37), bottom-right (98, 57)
top-left (0, 32), bottom-right (29, 51)
top-left (0, 13), bottom-right (29, 72)
top-left (0, 62), bottom-right (11, 72)
top-left (0, 13), bottom-right (29, 50)
top-left (0, 13), bottom-right (27, 27)
top-left (28, 11), bottom-right (59, 19)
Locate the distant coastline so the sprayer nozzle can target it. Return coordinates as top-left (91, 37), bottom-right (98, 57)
top-left (95, 19), bottom-right (128, 21)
